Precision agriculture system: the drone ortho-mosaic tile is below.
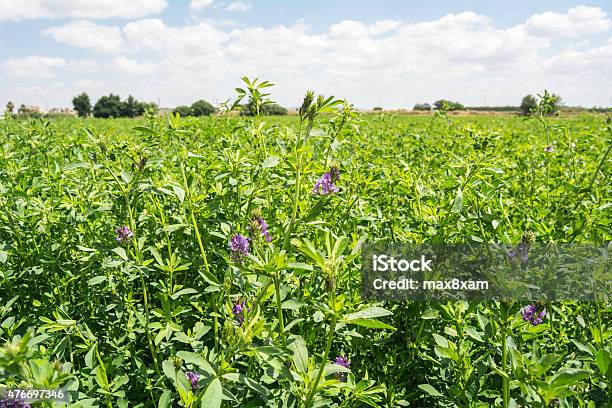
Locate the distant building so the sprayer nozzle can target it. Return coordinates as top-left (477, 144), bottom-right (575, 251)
top-left (48, 107), bottom-right (77, 116)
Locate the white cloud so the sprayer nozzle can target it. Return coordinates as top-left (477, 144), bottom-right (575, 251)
top-left (190, 0), bottom-right (214, 11)
top-left (225, 1), bottom-right (252, 12)
top-left (3, 56), bottom-right (66, 78)
top-left (43, 20), bottom-right (123, 53)
top-left (112, 56), bottom-right (157, 75)
top-left (3, 5), bottom-right (612, 109)
top-left (526, 5), bottom-right (610, 37)
top-left (0, 0), bottom-right (167, 21)
top-left (74, 79), bottom-right (106, 89)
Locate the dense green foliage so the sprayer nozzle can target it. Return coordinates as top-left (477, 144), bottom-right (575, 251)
top-left (0, 82), bottom-right (610, 407)
top-left (240, 101), bottom-right (288, 116)
top-left (173, 100), bottom-right (216, 117)
top-left (93, 94), bottom-right (157, 118)
top-left (434, 100), bottom-right (465, 111)
top-left (413, 103), bottom-right (432, 111)
top-left (72, 93), bottom-right (92, 118)
top-left (520, 95), bottom-right (538, 116)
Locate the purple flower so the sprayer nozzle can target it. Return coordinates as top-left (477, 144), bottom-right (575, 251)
top-left (334, 355), bottom-right (351, 382)
top-left (250, 216), bottom-right (271, 242)
top-left (115, 225), bottom-right (133, 244)
top-left (544, 145), bottom-right (554, 153)
top-left (229, 234), bottom-right (250, 263)
top-left (522, 304), bottom-right (546, 326)
top-left (0, 395), bottom-right (30, 408)
top-left (185, 371), bottom-right (200, 390)
top-left (507, 242), bottom-right (530, 263)
top-left (232, 300), bottom-right (247, 324)
top-left (313, 170), bottom-right (340, 195)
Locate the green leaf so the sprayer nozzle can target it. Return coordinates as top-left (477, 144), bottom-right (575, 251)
top-left (548, 368), bottom-right (590, 388)
top-left (418, 384), bottom-right (443, 397)
top-left (287, 335), bottom-right (308, 373)
top-left (262, 156), bottom-right (280, 168)
top-left (348, 318), bottom-right (395, 330)
top-left (451, 187), bottom-right (463, 213)
top-left (432, 334), bottom-right (449, 348)
top-left (133, 126), bottom-right (157, 136)
top-left (176, 351), bottom-right (215, 375)
top-left (112, 247), bottom-right (128, 261)
top-left (222, 373), bottom-right (270, 400)
top-left (158, 390), bottom-right (172, 408)
top-left (172, 185), bottom-right (186, 203)
top-left (88, 276), bottom-right (106, 286)
top-left (201, 378), bottom-right (222, 408)
top-left (344, 306), bottom-right (392, 321)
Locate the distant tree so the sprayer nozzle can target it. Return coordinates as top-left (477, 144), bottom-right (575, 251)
top-left (263, 103), bottom-right (288, 116)
top-left (18, 104), bottom-right (27, 114)
top-left (413, 103), bottom-right (431, 111)
top-left (72, 92), bottom-right (91, 117)
top-left (520, 95), bottom-right (537, 116)
top-left (172, 105), bottom-right (192, 117)
top-left (93, 94), bottom-right (122, 118)
top-left (240, 101), bottom-right (287, 116)
top-left (120, 95), bottom-right (139, 118)
top-left (190, 100), bottom-right (216, 116)
top-left (433, 99), bottom-right (464, 111)
top-left (373, 106), bottom-right (383, 111)
top-left (5, 101), bottom-right (14, 114)
top-left (141, 102), bottom-right (158, 116)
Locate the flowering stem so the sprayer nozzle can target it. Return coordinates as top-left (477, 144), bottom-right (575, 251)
top-left (500, 307), bottom-right (510, 408)
top-left (282, 120), bottom-right (310, 251)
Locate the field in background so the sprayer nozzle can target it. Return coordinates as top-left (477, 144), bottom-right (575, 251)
top-left (0, 111), bottom-right (610, 407)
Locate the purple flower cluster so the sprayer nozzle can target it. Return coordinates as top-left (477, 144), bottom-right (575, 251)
top-left (115, 225), bottom-right (133, 244)
top-left (334, 355), bottom-right (351, 382)
top-left (544, 145), bottom-right (554, 153)
top-left (252, 216), bottom-right (271, 242)
top-left (229, 234), bottom-right (250, 263)
top-left (507, 242), bottom-right (530, 263)
top-left (0, 396), bottom-right (30, 408)
top-left (185, 371), bottom-right (200, 390)
top-left (232, 300), bottom-right (247, 324)
top-left (522, 304), bottom-right (546, 326)
top-left (313, 167), bottom-right (340, 195)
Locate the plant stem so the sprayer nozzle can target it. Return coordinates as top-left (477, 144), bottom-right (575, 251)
top-left (305, 314), bottom-right (337, 408)
top-left (500, 304), bottom-right (510, 408)
top-left (273, 274), bottom-right (286, 347)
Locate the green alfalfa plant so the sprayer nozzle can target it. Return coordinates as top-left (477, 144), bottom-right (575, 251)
top-left (292, 232), bottom-right (392, 407)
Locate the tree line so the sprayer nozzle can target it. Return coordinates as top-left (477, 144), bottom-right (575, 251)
top-left (71, 92), bottom-right (158, 118)
top-left (409, 93), bottom-right (564, 115)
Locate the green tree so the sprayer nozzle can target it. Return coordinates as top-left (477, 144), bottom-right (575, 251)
top-left (433, 99), bottom-right (464, 111)
top-left (72, 92), bottom-right (92, 117)
top-left (520, 94), bottom-right (537, 116)
top-left (120, 95), bottom-right (139, 118)
top-left (190, 100), bottom-right (216, 116)
top-left (413, 103), bottom-right (431, 111)
top-left (18, 104), bottom-right (27, 114)
top-left (93, 94), bottom-right (122, 118)
top-left (240, 101), bottom-right (287, 116)
top-left (5, 101), bottom-right (14, 115)
top-left (172, 105), bottom-right (192, 117)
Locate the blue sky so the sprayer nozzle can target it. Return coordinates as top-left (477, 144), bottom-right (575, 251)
top-left (1, 1), bottom-right (611, 109)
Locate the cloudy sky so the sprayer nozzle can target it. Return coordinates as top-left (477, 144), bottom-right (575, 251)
top-left (1, 0), bottom-right (611, 110)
